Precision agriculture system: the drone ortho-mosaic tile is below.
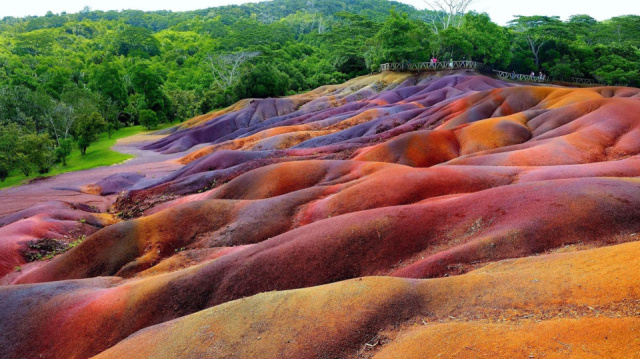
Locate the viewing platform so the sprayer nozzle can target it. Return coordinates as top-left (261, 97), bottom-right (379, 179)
top-left (492, 70), bottom-right (598, 85)
top-left (493, 70), bottom-right (549, 83)
top-left (379, 60), bottom-right (484, 72)
top-left (379, 61), bottom-right (601, 86)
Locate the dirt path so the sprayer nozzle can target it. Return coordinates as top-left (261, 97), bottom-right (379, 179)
top-left (0, 133), bottom-right (185, 218)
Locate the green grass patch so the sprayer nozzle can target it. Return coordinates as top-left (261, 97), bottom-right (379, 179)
top-left (0, 123), bottom-right (175, 189)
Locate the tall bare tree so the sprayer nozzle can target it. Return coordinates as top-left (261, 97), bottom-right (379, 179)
top-left (424, 0), bottom-right (474, 33)
top-left (206, 51), bottom-right (261, 92)
top-left (45, 102), bottom-right (75, 146)
top-left (509, 16), bottom-right (567, 69)
top-left (44, 101), bottom-right (75, 146)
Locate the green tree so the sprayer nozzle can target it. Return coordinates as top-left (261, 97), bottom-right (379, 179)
top-left (322, 12), bottom-right (381, 77)
top-left (436, 26), bottom-right (472, 60)
top-left (548, 55), bottom-right (584, 80)
top-left (12, 30), bottom-right (55, 56)
top-left (167, 89), bottom-right (198, 121)
top-left (567, 15), bottom-right (598, 45)
top-left (370, 9), bottom-right (429, 69)
top-left (75, 112), bottom-right (106, 155)
top-left (26, 134), bottom-right (56, 174)
top-left (14, 153), bottom-right (32, 177)
top-left (139, 109), bottom-right (159, 129)
top-left (0, 161), bottom-right (8, 182)
top-left (61, 85), bottom-right (100, 125)
top-left (90, 62), bottom-right (128, 108)
top-left (115, 27), bottom-right (162, 57)
top-left (0, 122), bottom-right (22, 179)
top-left (509, 15), bottom-right (570, 69)
top-left (598, 16), bottom-right (640, 46)
top-left (42, 66), bottom-right (72, 100)
top-left (235, 63), bottom-right (290, 99)
top-left (592, 44), bottom-right (640, 85)
top-left (14, 133), bottom-right (56, 175)
top-left (459, 12), bottom-right (512, 67)
top-left (0, 86), bottom-right (52, 132)
top-left (130, 63), bottom-right (172, 122)
top-left (55, 138), bottom-right (73, 166)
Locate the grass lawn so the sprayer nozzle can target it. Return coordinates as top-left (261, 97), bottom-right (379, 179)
top-left (0, 123), bottom-right (175, 190)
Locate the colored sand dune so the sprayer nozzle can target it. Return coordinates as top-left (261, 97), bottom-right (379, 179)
top-left (2, 71), bottom-right (640, 358)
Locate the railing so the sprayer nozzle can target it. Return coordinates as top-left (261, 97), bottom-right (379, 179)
top-left (493, 70), bottom-right (600, 85)
top-left (379, 62), bottom-right (602, 86)
top-left (568, 77), bottom-right (597, 84)
top-left (380, 60), bottom-right (483, 72)
top-left (493, 70), bottom-right (549, 83)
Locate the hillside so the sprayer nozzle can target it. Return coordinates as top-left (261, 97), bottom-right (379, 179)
top-left (2, 70), bottom-right (640, 357)
top-left (1, 0), bottom-right (639, 189)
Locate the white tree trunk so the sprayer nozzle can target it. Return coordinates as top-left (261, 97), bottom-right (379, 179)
top-left (424, 0), bottom-right (474, 31)
top-left (206, 51), bottom-right (261, 92)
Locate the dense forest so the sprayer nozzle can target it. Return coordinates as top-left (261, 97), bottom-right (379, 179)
top-left (0, 0), bottom-right (639, 182)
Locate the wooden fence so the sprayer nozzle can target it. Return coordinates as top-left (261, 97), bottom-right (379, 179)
top-left (493, 70), bottom-right (549, 83)
top-left (493, 70), bottom-right (599, 85)
top-left (379, 60), bottom-right (483, 72)
top-left (379, 61), bottom-right (601, 86)
top-left (567, 77), bottom-right (598, 85)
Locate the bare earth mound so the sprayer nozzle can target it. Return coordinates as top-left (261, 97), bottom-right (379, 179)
top-left (2, 71), bottom-right (640, 358)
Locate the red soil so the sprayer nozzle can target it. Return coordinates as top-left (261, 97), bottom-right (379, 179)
top-left (2, 72), bottom-right (640, 358)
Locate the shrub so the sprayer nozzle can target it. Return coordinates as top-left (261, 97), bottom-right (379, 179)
top-left (75, 112), bottom-right (106, 155)
top-left (139, 109), bottom-right (159, 130)
top-left (55, 138), bottom-right (73, 166)
top-left (0, 162), bottom-right (8, 182)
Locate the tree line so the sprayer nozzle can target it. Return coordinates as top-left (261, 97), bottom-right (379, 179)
top-left (0, 0), bottom-right (639, 181)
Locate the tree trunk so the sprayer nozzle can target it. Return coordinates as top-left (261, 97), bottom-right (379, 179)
top-left (527, 36), bottom-right (545, 69)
